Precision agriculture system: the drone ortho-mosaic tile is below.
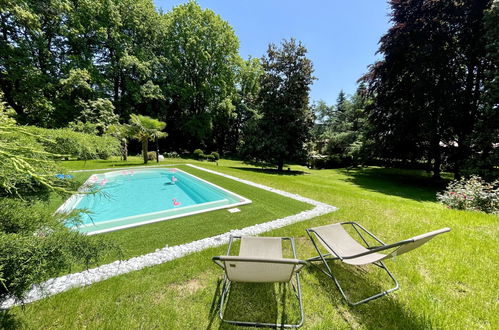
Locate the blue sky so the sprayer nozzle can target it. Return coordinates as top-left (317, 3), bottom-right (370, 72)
top-left (154, 0), bottom-right (391, 105)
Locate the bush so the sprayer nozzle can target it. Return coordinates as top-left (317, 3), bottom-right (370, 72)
top-left (193, 149), bottom-right (204, 159)
top-left (164, 151), bottom-right (179, 158)
top-left (147, 151), bottom-right (157, 161)
top-left (210, 151), bottom-right (220, 160)
top-left (0, 199), bottom-right (118, 302)
top-left (437, 175), bottom-right (499, 214)
top-left (206, 154), bottom-right (216, 162)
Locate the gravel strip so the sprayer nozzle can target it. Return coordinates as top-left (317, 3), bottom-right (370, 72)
top-left (1, 165), bottom-right (337, 309)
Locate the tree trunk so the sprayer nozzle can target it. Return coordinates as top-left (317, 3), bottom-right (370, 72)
top-left (142, 140), bottom-right (148, 164)
top-left (432, 146), bottom-right (441, 179)
top-left (277, 158), bottom-right (284, 172)
top-left (155, 137), bottom-right (159, 163)
top-left (122, 139), bottom-right (128, 161)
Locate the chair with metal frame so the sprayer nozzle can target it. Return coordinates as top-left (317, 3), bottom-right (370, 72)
top-left (306, 222), bottom-right (450, 306)
top-left (212, 235), bottom-right (308, 328)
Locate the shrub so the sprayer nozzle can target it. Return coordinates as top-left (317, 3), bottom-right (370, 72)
top-left (164, 151), bottom-right (179, 158)
top-left (0, 197), bottom-right (118, 302)
top-left (147, 151), bottom-right (157, 161)
top-left (206, 154), bottom-right (216, 162)
top-left (210, 151), bottom-right (220, 160)
top-left (437, 175), bottom-right (499, 214)
top-left (193, 149), bottom-right (204, 159)
top-left (25, 127), bottom-right (121, 160)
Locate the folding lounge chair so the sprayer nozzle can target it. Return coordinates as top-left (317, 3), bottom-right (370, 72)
top-left (212, 236), bottom-right (308, 328)
top-left (306, 222), bottom-right (450, 305)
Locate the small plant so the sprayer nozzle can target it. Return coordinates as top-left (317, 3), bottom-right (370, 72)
top-left (206, 154), bottom-right (216, 162)
top-left (437, 175), bottom-right (499, 214)
top-left (193, 149), bottom-right (204, 160)
top-left (210, 151), bottom-right (220, 160)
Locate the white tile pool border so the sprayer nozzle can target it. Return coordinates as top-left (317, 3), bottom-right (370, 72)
top-left (1, 164), bottom-right (337, 309)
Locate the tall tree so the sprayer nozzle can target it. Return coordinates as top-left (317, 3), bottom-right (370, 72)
top-left (250, 38), bottom-right (314, 171)
top-left (231, 57), bottom-right (263, 154)
top-left (161, 1), bottom-right (240, 150)
top-left (363, 0), bottom-right (494, 178)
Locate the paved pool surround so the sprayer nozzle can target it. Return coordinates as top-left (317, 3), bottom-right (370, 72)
top-left (1, 164), bottom-right (337, 309)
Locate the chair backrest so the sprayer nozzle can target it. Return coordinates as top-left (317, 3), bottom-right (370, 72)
top-left (386, 227), bottom-right (451, 259)
top-left (216, 256), bottom-right (304, 283)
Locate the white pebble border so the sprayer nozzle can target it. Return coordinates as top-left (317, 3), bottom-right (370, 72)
top-left (1, 164), bottom-right (337, 309)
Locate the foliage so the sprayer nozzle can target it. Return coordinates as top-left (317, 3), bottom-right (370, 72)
top-left (26, 127), bottom-right (121, 161)
top-left (69, 99), bottom-right (119, 135)
top-left (193, 149), bottom-right (204, 160)
top-left (245, 39), bottom-right (314, 171)
top-left (312, 84), bottom-right (371, 167)
top-left (0, 97), bottom-right (117, 302)
top-left (437, 176), bottom-right (499, 214)
top-left (0, 199), bottom-right (117, 302)
top-left (210, 151), bottom-right (220, 160)
top-left (162, 1), bottom-right (240, 150)
top-left (362, 0), bottom-right (495, 179)
top-left (128, 114), bottom-right (167, 164)
top-left (164, 151), bottom-right (179, 158)
top-left (0, 101), bottom-right (66, 195)
top-left (206, 154), bottom-right (216, 162)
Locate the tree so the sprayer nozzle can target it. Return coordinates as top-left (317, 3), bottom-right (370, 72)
top-left (313, 85), bottom-right (371, 167)
top-left (161, 1), bottom-right (240, 150)
top-left (251, 38), bottom-right (314, 171)
top-left (362, 0), bottom-right (494, 178)
top-left (129, 114), bottom-right (167, 164)
top-left (230, 57), bottom-right (263, 154)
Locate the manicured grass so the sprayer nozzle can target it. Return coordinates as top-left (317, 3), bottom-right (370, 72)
top-left (2, 159), bottom-right (498, 329)
top-left (53, 161), bottom-right (312, 266)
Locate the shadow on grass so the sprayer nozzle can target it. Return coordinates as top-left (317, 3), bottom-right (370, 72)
top-left (207, 281), bottom-right (300, 329)
top-left (308, 261), bottom-right (437, 329)
top-left (0, 310), bottom-right (23, 329)
top-left (229, 167), bottom-right (309, 176)
top-left (340, 167), bottom-right (449, 202)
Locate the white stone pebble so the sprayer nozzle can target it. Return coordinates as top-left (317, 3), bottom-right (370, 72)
top-left (1, 164), bottom-right (337, 309)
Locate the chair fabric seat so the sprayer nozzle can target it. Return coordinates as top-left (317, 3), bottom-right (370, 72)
top-left (312, 224), bottom-right (388, 265)
top-left (239, 236), bottom-right (283, 258)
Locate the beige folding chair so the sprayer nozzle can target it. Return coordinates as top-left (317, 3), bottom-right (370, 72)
top-left (306, 222), bottom-right (450, 305)
top-left (212, 236), bottom-right (308, 328)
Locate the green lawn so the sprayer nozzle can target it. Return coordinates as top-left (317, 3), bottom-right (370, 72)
top-left (2, 158), bottom-right (498, 329)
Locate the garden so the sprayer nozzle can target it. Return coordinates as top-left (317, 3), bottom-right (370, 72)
top-left (1, 0), bottom-right (498, 329)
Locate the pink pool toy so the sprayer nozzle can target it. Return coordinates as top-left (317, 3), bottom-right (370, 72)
top-left (129, 170), bottom-right (135, 175)
top-left (171, 176), bottom-right (177, 183)
top-left (89, 175), bottom-right (98, 182)
top-left (170, 168), bottom-right (177, 173)
top-left (172, 198), bottom-right (181, 206)
top-left (99, 178), bottom-right (108, 186)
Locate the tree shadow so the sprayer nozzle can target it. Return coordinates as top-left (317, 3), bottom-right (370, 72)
top-left (229, 167), bottom-right (308, 176)
top-left (340, 167), bottom-right (449, 202)
top-left (307, 262), bottom-right (438, 329)
top-left (0, 310), bottom-right (23, 329)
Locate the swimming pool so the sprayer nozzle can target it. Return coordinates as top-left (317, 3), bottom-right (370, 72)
top-left (58, 168), bottom-right (251, 235)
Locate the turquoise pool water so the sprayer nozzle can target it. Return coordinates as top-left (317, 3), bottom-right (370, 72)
top-left (59, 168), bottom-right (251, 234)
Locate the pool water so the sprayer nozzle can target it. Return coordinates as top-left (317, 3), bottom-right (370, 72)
top-left (59, 168), bottom-right (251, 234)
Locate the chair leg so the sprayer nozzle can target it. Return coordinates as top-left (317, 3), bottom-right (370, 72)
top-left (218, 274), bottom-right (305, 328)
top-left (306, 231), bottom-right (399, 306)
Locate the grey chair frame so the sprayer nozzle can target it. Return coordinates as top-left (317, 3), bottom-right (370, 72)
top-left (212, 235), bottom-right (307, 328)
top-left (307, 221), bottom-right (427, 306)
